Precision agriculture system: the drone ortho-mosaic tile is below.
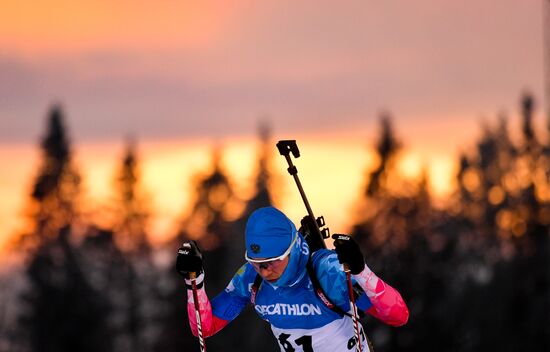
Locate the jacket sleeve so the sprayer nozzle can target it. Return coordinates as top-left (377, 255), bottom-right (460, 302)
top-left (185, 264), bottom-right (253, 337)
top-left (353, 264), bottom-right (409, 327)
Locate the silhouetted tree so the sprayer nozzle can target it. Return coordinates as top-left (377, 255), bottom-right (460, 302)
top-left (454, 114), bottom-right (516, 264)
top-left (521, 93), bottom-right (538, 152)
top-left (16, 106), bottom-right (114, 352)
top-left (112, 138), bottom-right (150, 254)
top-left (18, 227), bottom-right (114, 352)
top-left (178, 148), bottom-right (241, 290)
top-left (109, 139), bottom-right (159, 352)
top-left (446, 93), bottom-right (550, 351)
top-left (365, 112), bottom-right (402, 198)
top-left (245, 122), bottom-right (275, 211)
top-left (351, 114), bottom-right (447, 351)
top-left (515, 94), bottom-right (548, 248)
top-left (77, 226), bottom-right (151, 352)
top-left (155, 147), bottom-right (241, 352)
top-left (23, 105), bottom-right (81, 248)
top-left (231, 122), bottom-right (275, 268)
top-left (353, 113), bottom-right (413, 253)
top-left (228, 122), bottom-right (279, 352)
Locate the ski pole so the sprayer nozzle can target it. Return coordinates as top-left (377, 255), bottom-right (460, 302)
top-left (189, 272), bottom-right (206, 352)
top-left (344, 264), bottom-right (363, 352)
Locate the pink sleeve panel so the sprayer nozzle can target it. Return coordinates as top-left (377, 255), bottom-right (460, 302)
top-left (353, 265), bottom-right (409, 327)
top-left (185, 275), bottom-right (229, 337)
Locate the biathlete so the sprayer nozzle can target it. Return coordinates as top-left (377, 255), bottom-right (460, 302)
top-left (176, 206), bottom-right (409, 351)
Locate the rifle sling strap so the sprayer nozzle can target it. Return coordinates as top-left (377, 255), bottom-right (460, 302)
top-left (250, 255), bottom-right (365, 318)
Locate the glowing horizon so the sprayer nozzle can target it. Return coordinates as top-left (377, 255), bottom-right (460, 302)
top-left (0, 135), bottom-right (458, 255)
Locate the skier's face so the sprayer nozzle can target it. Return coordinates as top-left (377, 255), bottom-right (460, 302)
top-left (250, 256), bottom-right (290, 282)
top-left (246, 233), bottom-right (297, 282)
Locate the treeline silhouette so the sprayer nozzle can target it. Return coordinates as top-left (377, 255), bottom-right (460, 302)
top-left (0, 93), bottom-right (548, 352)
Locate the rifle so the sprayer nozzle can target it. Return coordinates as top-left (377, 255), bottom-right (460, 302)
top-left (276, 140), bottom-right (330, 252)
top-left (276, 139), bottom-right (365, 352)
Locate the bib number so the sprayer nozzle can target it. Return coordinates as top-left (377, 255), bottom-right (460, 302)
top-left (346, 328), bottom-right (366, 350)
top-left (278, 333), bottom-right (313, 352)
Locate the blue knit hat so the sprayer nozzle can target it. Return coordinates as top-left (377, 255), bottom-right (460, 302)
top-left (245, 207), bottom-right (297, 260)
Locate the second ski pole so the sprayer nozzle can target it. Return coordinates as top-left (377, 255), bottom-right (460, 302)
top-left (189, 272), bottom-right (206, 352)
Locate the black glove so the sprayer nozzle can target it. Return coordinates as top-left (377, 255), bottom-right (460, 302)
top-left (332, 234), bottom-right (365, 275)
top-left (176, 241), bottom-right (203, 279)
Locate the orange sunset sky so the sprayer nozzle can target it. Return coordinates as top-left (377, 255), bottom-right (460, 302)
top-left (0, 1), bottom-right (546, 252)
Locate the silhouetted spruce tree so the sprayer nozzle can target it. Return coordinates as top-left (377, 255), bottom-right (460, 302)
top-left (155, 147), bottom-right (241, 352)
top-left (503, 93), bottom-right (549, 350)
top-left (23, 105), bottom-right (81, 247)
top-left (113, 138), bottom-right (151, 254)
top-left (515, 93), bottom-right (547, 248)
top-left (228, 122), bottom-right (278, 352)
top-left (350, 114), bottom-right (450, 351)
top-left (520, 93), bottom-right (538, 153)
top-left (449, 93), bottom-right (550, 351)
top-left (17, 105), bottom-right (114, 352)
top-left (231, 122), bottom-right (274, 269)
top-left (245, 122), bottom-right (275, 211)
top-left (19, 226), bottom-right (114, 352)
top-left (455, 94), bottom-right (547, 254)
top-left (103, 139), bottom-right (158, 352)
top-left (365, 112), bottom-right (402, 198)
top-left (454, 114), bottom-right (517, 267)
top-left (77, 227), bottom-right (143, 352)
top-left (353, 113), bottom-right (409, 254)
top-left (178, 147), bottom-right (240, 289)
